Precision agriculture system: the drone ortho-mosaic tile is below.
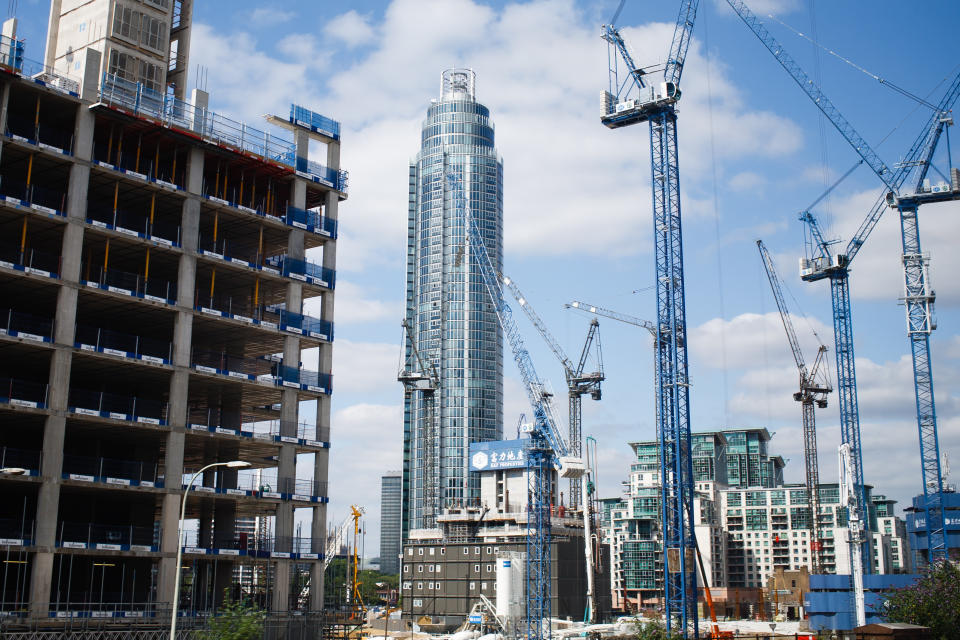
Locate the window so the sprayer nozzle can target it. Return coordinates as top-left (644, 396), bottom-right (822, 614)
top-left (417, 565), bottom-right (423, 573)
top-left (440, 547), bottom-right (445, 555)
top-left (428, 565), bottom-right (433, 573)
top-left (416, 583), bottom-right (423, 590)
top-left (403, 565), bottom-right (409, 573)
top-left (463, 547), bottom-right (469, 555)
top-left (469, 582), bottom-right (476, 590)
top-left (429, 548), bottom-right (435, 555)
top-left (407, 549), bottom-right (413, 556)
top-left (418, 548), bottom-right (424, 556)
top-left (113, 4), bottom-right (139, 42)
top-left (474, 564), bottom-right (480, 572)
top-left (474, 546), bottom-right (480, 555)
top-left (435, 564), bottom-right (441, 573)
top-left (481, 582), bottom-right (487, 590)
top-left (486, 564), bottom-right (492, 572)
top-left (486, 546), bottom-right (492, 554)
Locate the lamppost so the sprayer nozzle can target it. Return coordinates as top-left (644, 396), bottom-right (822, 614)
top-left (169, 460), bottom-right (250, 640)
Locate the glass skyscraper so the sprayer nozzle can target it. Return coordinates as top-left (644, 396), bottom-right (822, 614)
top-left (379, 472), bottom-right (402, 574)
top-left (402, 69), bottom-right (504, 537)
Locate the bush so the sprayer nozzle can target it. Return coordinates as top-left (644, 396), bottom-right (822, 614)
top-left (199, 596), bottom-right (265, 640)
top-left (882, 562), bottom-right (960, 640)
top-left (631, 617), bottom-right (683, 640)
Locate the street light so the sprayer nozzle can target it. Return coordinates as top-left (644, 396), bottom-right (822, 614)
top-left (170, 460), bottom-right (250, 640)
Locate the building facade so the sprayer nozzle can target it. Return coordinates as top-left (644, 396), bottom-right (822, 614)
top-left (904, 489), bottom-right (960, 569)
top-left (601, 429), bottom-right (911, 612)
top-left (402, 68), bottom-right (504, 537)
top-left (0, 14), bottom-right (344, 618)
top-left (44, 0), bottom-right (192, 99)
top-left (400, 457), bottom-right (601, 630)
top-left (380, 471), bottom-right (402, 575)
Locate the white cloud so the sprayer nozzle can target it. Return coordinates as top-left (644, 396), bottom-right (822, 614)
top-left (250, 7), bottom-right (296, 26)
top-left (690, 311), bottom-right (829, 370)
top-left (324, 10), bottom-right (376, 48)
top-left (304, 280), bottom-right (401, 325)
top-left (729, 170), bottom-right (765, 192)
top-left (301, 339), bottom-right (399, 394)
top-left (190, 0), bottom-right (807, 266)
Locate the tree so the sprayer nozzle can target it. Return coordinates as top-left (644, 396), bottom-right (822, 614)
top-left (630, 618), bottom-right (683, 640)
top-left (882, 562), bottom-right (960, 639)
top-left (198, 595), bottom-right (265, 640)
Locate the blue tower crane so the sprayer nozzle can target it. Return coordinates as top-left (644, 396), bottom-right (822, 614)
top-left (600, 1), bottom-right (700, 634)
top-left (726, 0), bottom-right (960, 568)
top-left (445, 169), bottom-right (574, 640)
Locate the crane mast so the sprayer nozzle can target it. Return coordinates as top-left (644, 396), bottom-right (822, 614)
top-left (601, 3), bottom-right (700, 632)
top-left (398, 320), bottom-right (441, 529)
top-left (503, 276), bottom-right (604, 510)
top-left (757, 240), bottom-right (831, 573)
top-left (728, 0), bottom-right (960, 568)
top-left (446, 168), bottom-right (570, 640)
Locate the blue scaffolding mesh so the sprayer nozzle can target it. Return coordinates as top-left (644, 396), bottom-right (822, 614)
top-left (290, 104), bottom-right (341, 140)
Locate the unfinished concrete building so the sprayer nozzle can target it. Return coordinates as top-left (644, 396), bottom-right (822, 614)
top-left (0, 12), bottom-right (345, 620)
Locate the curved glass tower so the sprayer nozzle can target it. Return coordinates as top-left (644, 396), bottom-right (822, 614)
top-left (403, 69), bottom-right (504, 535)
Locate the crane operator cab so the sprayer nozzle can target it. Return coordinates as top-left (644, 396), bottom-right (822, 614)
top-left (602, 82), bottom-right (680, 128)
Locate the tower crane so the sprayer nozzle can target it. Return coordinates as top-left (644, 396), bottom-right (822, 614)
top-left (601, 2), bottom-right (701, 631)
top-left (398, 320), bottom-right (441, 529)
top-left (727, 0), bottom-right (960, 568)
top-left (565, 300), bottom-right (659, 428)
top-left (757, 240), bottom-right (832, 573)
top-left (446, 169), bottom-right (580, 640)
top-left (502, 276), bottom-right (604, 510)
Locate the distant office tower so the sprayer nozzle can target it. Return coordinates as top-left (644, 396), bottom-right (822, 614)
top-left (402, 69), bottom-right (503, 537)
top-left (380, 472), bottom-right (402, 574)
top-left (43, 0), bottom-right (192, 99)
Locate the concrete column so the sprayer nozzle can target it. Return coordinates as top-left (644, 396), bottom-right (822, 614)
top-left (0, 82), bottom-right (10, 164)
top-left (158, 146), bottom-right (204, 608)
top-left (28, 101), bottom-right (95, 618)
top-left (212, 469), bottom-right (238, 606)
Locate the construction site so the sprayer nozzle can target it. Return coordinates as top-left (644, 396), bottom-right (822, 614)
top-left (0, 0), bottom-right (957, 639)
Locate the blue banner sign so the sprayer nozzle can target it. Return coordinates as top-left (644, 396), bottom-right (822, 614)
top-left (469, 440), bottom-right (530, 471)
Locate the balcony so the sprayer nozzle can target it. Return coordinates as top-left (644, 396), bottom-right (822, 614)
top-left (86, 202), bottom-right (181, 247)
top-left (0, 178), bottom-right (67, 216)
top-left (185, 414), bottom-right (329, 448)
top-left (0, 377), bottom-right (49, 408)
top-left (75, 324), bottom-right (172, 365)
top-left (0, 446), bottom-right (41, 476)
top-left (0, 307), bottom-right (54, 343)
top-left (82, 265), bottom-right (177, 304)
top-left (0, 242), bottom-right (60, 279)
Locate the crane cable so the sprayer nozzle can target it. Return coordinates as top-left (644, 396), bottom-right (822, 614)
top-left (766, 12), bottom-right (940, 111)
top-left (703, 8), bottom-right (731, 425)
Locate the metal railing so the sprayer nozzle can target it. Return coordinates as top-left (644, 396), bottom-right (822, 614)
top-left (265, 254), bottom-right (335, 288)
top-left (191, 349), bottom-right (274, 379)
top-left (290, 104), bottom-right (340, 140)
top-left (99, 74), bottom-right (296, 163)
top-left (269, 306), bottom-right (334, 340)
top-left (0, 517), bottom-right (33, 541)
top-left (85, 264), bottom-right (177, 302)
top-left (0, 377), bottom-right (49, 407)
top-left (62, 453), bottom-right (160, 485)
top-left (68, 387), bottom-right (168, 423)
top-left (185, 413), bottom-right (329, 443)
top-left (0, 308), bottom-right (54, 341)
top-left (86, 202), bottom-right (181, 245)
top-left (57, 521), bottom-right (159, 548)
top-left (276, 366), bottom-right (331, 392)
top-left (0, 243), bottom-right (61, 276)
top-left (0, 446), bottom-right (41, 473)
top-left (5, 112), bottom-right (74, 152)
top-left (180, 531), bottom-right (323, 555)
top-left (75, 324), bottom-right (172, 363)
top-left (285, 204), bottom-right (338, 237)
top-left (0, 178), bottom-right (67, 213)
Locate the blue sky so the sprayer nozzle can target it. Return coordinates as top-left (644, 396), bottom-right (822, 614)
top-left (12, 0), bottom-right (960, 557)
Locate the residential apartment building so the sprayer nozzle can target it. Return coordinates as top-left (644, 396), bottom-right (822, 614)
top-left (601, 429), bottom-right (911, 611)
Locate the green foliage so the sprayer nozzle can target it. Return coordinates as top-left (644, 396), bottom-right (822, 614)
top-left (325, 558), bottom-right (399, 604)
top-left (882, 562), bottom-right (960, 640)
top-left (199, 595), bottom-right (265, 640)
top-left (630, 617), bottom-right (683, 640)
